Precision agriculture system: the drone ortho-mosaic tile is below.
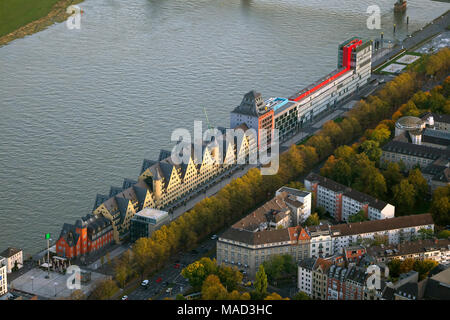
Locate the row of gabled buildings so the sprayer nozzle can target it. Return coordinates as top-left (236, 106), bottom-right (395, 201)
top-left (55, 124), bottom-right (256, 258)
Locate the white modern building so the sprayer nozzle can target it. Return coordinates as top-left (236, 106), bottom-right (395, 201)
top-left (0, 258), bottom-right (7, 297)
top-left (307, 224), bottom-right (333, 258)
top-left (330, 213), bottom-right (435, 252)
top-left (298, 258), bottom-right (315, 296)
top-left (0, 247), bottom-right (23, 274)
top-left (305, 173), bottom-right (395, 222)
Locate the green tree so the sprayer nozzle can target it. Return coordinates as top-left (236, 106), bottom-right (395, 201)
top-left (181, 258), bottom-right (218, 291)
top-left (348, 210), bottom-right (368, 223)
top-left (418, 228), bottom-right (434, 240)
top-left (382, 162), bottom-right (404, 195)
top-left (413, 259), bottom-right (438, 280)
top-left (430, 185), bottom-right (450, 226)
top-left (176, 294), bottom-right (186, 300)
top-left (437, 230), bottom-right (450, 239)
top-left (254, 265), bottom-right (268, 299)
top-left (407, 169), bottom-right (429, 204)
top-left (388, 259), bottom-right (402, 279)
top-left (393, 180), bottom-right (416, 214)
top-left (304, 213), bottom-right (320, 226)
top-left (293, 291), bottom-right (310, 300)
top-left (360, 140), bottom-right (382, 163)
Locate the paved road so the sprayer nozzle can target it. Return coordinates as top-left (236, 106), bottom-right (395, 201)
top-left (126, 238), bottom-right (217, 300)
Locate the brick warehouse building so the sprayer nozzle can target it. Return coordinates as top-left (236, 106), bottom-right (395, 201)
top-left (56, 214), bottom-right (113, 259)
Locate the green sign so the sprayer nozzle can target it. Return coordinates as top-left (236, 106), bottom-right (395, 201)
top-left (45, 233), bottom-right (50, 240)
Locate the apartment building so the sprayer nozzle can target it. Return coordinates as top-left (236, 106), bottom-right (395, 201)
top-left (231, 38), bottom-right (372, 144)
top-left (290, 37), bottom-right (372, 126)
top-left (275, 186), bottom-right (312, 224)
top-left (0, 258), bottom-right (6, 297)
top-left (330, 213), bottom-right (435, 252)
top-left (93, 123), bottom-right (255, 243)
top-left (0, 247), bottom-right (23, 273)
top-left (217, 188), bottom-right (312, 277)
top-left (230, 91), bottom-right (274, 150)
top-left (366, 238), bottom-right (450, 265)
top-left (307, 224), bottom-right (333, 258)
top-left (304, 173), bottom-right (395, 222)
top-left (312, 258), bottom-right (333, 300)
top-left (298, 258), bottom-right (315, 296)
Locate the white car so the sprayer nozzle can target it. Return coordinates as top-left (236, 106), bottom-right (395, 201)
top-left (211, 235), bottom-right (218, 240)
top-left (121, 295), bottom-right (128, 300)
top-left (141, 279), bottom-right (149, 287)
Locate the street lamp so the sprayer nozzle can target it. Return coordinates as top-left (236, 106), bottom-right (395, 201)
top-left (45, 233), bottom-right (51, 279)
top-left (54, 282), bottom-right (58, 297)
top-left (31, 276), bottom-right (34, 291)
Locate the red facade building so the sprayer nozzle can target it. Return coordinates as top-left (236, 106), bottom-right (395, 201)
top-left (56, 214), bottom-right (113, 259)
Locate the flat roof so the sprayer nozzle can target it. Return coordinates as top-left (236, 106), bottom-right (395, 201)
top-left (134, 208), bottom-right (168, 220)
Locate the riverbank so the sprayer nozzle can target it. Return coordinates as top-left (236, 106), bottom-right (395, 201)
top-left (0, 0), bottom-right (83, 47)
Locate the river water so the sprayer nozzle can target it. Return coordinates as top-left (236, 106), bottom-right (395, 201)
top-left (0, 0), bottom-right (448, 254)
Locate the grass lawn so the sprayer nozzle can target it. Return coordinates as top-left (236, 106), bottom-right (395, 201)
top-left (0, 0), bottom-right (61, 37)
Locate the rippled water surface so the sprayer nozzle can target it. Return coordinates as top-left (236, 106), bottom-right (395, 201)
top-left (0, 0), bottom-right (449, 254)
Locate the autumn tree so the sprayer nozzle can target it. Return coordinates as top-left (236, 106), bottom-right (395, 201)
top-left (90, 279), bottom-right (119, 300)
top-left (201, 275), bottom-right (228, 300)
top-left (264, 292), bottom-right (289, 300)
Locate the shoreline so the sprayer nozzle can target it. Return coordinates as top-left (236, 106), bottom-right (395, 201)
top-left (0, 0), bottom-right (84, 48)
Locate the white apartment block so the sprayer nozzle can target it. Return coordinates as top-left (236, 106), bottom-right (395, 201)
top-left (307, 225), bottom-right (333, 258)
top-left (330, 213), bottom-right (435, 253)
top-left (0, 247), bottom-right (23, 274)
top-left (298, 258), bottom-right (315, 296)
top-left (0, 258), bottom-right (7, 297)
top-left (305, 173), bottom-right (395, 222)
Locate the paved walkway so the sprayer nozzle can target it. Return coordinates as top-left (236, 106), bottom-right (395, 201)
top-left (10, 268), bottom-right (110, 299)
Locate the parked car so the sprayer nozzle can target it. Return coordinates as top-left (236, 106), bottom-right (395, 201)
top-left (141, 279), bottom-right (149, 287)
top-left (121, 295), bottom-right (128, 300)
top-left (210, 234), bottom-right (218, 240)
